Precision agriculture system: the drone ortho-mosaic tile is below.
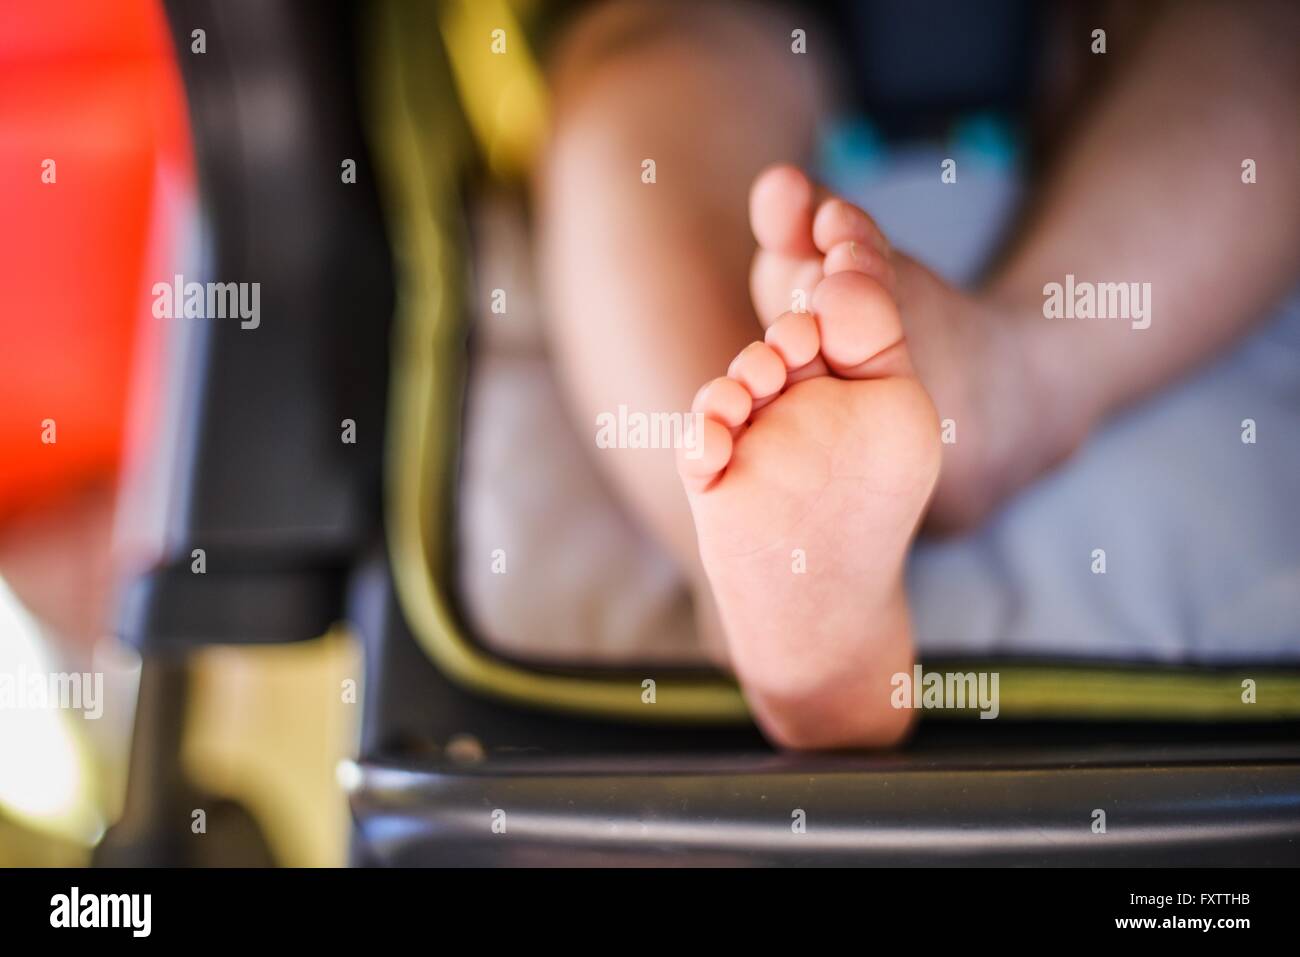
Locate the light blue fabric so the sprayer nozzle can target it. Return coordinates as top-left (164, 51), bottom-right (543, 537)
top-left (826, 141), bottom-right (1300, 664)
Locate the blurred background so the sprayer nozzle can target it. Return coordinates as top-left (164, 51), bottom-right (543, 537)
top-left (0, 0), bottom-right (363, 868)
top-left (1, 0), bottom-right (1297, 868)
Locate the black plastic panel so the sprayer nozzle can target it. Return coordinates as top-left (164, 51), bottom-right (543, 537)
top-left (116, 0), bottom-right (392, 650)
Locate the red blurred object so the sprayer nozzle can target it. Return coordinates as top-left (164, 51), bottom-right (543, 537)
top-left (0, 0), bottom-right (191, 520)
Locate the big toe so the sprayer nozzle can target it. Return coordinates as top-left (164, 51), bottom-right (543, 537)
top-left (749, 163), bottom-right (819, 258)
top-left (810, 271), bottom-right (909, 377)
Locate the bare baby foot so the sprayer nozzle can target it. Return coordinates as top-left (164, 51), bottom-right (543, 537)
top-left (747, 164), bottom-right (1069, 534)
top-left (678, 264), bottom-right (939, 749)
